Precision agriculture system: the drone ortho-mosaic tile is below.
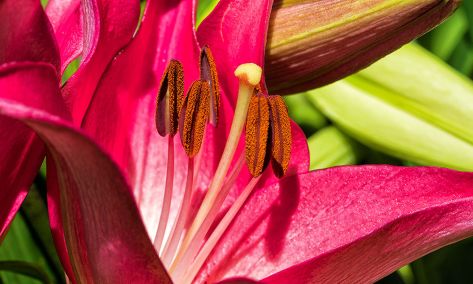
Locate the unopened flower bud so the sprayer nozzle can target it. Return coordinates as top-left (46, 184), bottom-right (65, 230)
top-left (265, 0), bottom-right (461, 94)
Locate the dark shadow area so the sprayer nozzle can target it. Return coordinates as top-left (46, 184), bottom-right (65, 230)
top-left (264, 174), bottom-right (300, 260)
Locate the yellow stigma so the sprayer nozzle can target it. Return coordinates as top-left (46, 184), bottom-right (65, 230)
top-left (234, 63), bottom-right (262, 86)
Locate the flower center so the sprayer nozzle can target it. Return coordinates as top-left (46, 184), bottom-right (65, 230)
top-left (154, 47), bottom-right (292, 283)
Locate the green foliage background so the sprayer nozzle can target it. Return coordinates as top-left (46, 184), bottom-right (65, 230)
top-left (1, 1), bottom-right (472, 283)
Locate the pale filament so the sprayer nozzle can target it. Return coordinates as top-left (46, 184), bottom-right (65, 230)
top-left (153, 135), bottom-right (175, 251)
top-left (171, 153), bottom-right (246, 279)
top-left (182, 177), bottom-right (261, 284)
top-left (161, 157), bottom-right (194, 264)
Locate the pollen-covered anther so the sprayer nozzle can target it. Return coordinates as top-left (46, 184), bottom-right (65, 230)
top-left (179, 80), bottom-right (210, 157)
top-left (200, 46), bottom-right (221, 126)
top-left (156, 59), bottom-right (184, 137)
top-left (268, 95), bottom-right (292, 178)
top-left (245, 94), bottom-right (270, 177)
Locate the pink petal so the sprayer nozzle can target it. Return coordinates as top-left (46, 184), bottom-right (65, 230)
top-left (80, 0), bottom-right (201, 235)
top-left (0, 62), bottom-right (59, 237)
top-left (0, 0), bottom-right (60, 70)
top-left (196, 0), bottom-right (273, 106)
top-left (0, 0), bottom-right (60, 237)
top-left (218, 278), bottom-right (259, 284)
top-left (198, 165), bottom-right (473, 283)
top-left (45, 0), bottom-right (83, 74)
top-left (0, 62), bottom-right (171, 283)
top-left (61, 0), bottom-right (141, 124)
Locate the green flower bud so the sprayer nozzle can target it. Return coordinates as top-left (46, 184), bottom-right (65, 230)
top-left (266, 0), bottom-right (461, 94)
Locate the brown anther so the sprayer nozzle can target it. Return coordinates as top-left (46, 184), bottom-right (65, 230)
top-left (156, 60), bottom-right (184, 137)
top-left (253, 84), bottom-right (262, 96)
top-left (268, 96), bottom-right (292, 178)
top-left (200, 46), bottom-right (220, 126)
top-left (179, 80), bottom-right (210, 157)
top-left (245, 94), bottom-right (270, 177)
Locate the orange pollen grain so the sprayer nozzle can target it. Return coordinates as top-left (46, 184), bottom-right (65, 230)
top-left (268, 95), bottom-right (292, 178)
top-left (179, 80), bottom-right (210, 157)
top-left (156, 59), bottom-right (184, 137)
top-left (245, 94), bottom-right (270, 177)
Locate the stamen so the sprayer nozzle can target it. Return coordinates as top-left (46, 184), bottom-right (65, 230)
top-left (221, 153), bottom-right (245, 192)
top-left (153, 59), bottom-right (184, 252)
top-left (245, 94), bottom-right (270, 177)
top-left (153, 135), bottom-right (175, 251)
top-left (182, 177), bottom-right (261, 284)
top-left (180, 80), bottom-right (210, 157)
top-left (171, 154), bottom-right (246, 280)
top-left (156, 60), bottom-right (184, 136)
top-left (171, 63), bottom-right (262, 271)
top-left (200, 46), bottom-right (220, 126)
top-left (268, 96), bottom-right (292, 178)
top-left (161, 158), bottom-right (195, 266)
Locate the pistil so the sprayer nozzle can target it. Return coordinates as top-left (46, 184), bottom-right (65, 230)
top-left (171, 64), bottom-right (263, 270)
top-left (171, 154), bottom-right (246, 280)
top-left (182, 176), bottom-right (261, 284)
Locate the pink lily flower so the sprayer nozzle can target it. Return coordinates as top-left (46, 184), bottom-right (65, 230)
top-left (1, 0), bottom-right (473, 283)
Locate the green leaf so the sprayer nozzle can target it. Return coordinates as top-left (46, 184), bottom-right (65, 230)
top-left (462, 1), bottom-right (473, 43)
top-left (20, 187), bottom-right (63, 280)
top-left (418, 8), bottom-right (467, 60)
top-left (307, 126), bottom-right (363, 170)
top-left (358, 43), bottom-right (473, 146)
top-left (0, 187), bottom-right (64, 283)
top-left (284, 94), bottom-right (327, 134)
top-left (448, 38), bottom-right (473, 76)
top-left (306, 44), bottom-right (473, 171)
top-left (0, 261), bottom-right (51, 284)
top-left (0, 214), bottom-right (53, 284)
top-left (61, 58), bottom-right (80, 84)
top-left (196, 0), bottom-right (219, 27)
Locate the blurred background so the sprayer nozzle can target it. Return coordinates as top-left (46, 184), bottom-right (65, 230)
top-left (1, 1), bottom-right (473, 283)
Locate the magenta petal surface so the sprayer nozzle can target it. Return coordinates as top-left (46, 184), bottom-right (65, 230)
top-left (197, 166), bottom-right (473, 283)
top-left (197, 0), bottom-right (273, 106)
top-left (46, 0), bottom-right (82, 74)
top-left (80, 0), bottom-right (202, 235)
top-left (0, 63), bottom-right (171, 284)
top-left (0, 0), bottom-right (59, 70)
top-left (218, 278), bottom-right (259, 284)
top-left (0, 62), bottom-right (59, 237)
top-left (0, 0), bottom-right (60, 237)
top-left (62, 0), bottom-right (141, 124)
